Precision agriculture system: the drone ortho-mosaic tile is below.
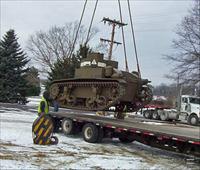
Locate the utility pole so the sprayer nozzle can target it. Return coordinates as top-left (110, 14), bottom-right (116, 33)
top-left (100, 17), bottom-right (127, 60)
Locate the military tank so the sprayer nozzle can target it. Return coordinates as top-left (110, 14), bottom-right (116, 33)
top-left (49, 52), bottom-right (153, 113)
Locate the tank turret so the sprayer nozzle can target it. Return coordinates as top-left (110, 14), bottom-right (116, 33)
top-left (75, 53), bottom-right (118, 79)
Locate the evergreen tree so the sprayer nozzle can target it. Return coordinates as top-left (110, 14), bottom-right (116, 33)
top-left (0, 29), bottom-right (29, 102)
top-left (25, 67), bottom-right (41, 96)
top-left (45, 45), bottom-right (90, 90)
top-left (45, 56), bottom-right (80, 90)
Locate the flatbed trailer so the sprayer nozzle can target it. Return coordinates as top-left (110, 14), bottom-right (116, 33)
top-left (50, 111), bottom-right (200, 157)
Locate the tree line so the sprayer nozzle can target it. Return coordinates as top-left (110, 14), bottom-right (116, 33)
top-left (153, 83), bottom-right (199, 97)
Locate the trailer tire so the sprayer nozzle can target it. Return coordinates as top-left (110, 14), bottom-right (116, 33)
top-left (82, 123), bottom-right (99, 143)
top-left (152, 110), bottom-right (160, 120)
top-left (188, 114), bottom-right (199, 126)
top-left (62, 118), bottom-right (76, 135)
top-left (53, 118), bottom-right (61, 133)
top-left (143, 110), bottom-right (152, 119)
top-left (97, 127), bottom-right (104, 143)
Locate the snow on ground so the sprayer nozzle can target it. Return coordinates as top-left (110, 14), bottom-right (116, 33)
top-left (26, 96), bottom-right (41, 107)
top-left (0, 102), bottom-right (199, 169)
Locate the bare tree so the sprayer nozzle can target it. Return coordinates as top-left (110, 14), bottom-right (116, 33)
top-left (93, 41), bottom-right (109, 55)
top-left (27, 21), bottom-right (98, 72)
top-left (165, 0), bottom-right (200, 85)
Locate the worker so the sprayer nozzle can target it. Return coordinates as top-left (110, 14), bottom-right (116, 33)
top-left (38, 91), bottom-right (50, 116)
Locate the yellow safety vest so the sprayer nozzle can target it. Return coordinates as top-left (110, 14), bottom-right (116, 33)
top-left (38, 96), bottom-right (49, 114)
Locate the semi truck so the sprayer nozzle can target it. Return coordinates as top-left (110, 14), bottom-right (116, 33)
top-left (142, 95), bottom-right (200, 126)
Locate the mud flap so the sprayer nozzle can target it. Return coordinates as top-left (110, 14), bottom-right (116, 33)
top-left (32, 115), bottom-right (59, 145)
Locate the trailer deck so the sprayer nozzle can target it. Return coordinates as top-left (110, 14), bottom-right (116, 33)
top-left (50, 111), bottom-right (200, 156)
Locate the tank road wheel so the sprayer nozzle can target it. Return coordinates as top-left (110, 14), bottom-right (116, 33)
top-left (62, 118), bottom-right (76, 135)
top-left (50, 84), bottom-right (59, 99)
top-left (67, 95), bottom-right (76, 106)
top-left (110, 86), bottom-right (119, 100)
top-left (188, 114), bottom-right (199, 126)
top-left (82, 123), bottom-right (99, 143)
top-left (96, 96), bottom-right (107, 109)
top-left (86, 98), bottom-right (96, 109)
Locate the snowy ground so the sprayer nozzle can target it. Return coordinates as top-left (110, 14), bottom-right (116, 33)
top-left (0, 99), bottom-right (199, 169)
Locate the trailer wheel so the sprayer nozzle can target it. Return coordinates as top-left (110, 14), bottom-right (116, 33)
top-left (152, 110), bottom-right (160, 120)
top-left (97, 127), bottom-right (104, 142)
top-left (143, 110), bottom-right (152, 119)
top-left (82, 123), bottom-right (99, 143)
top-left (53, 118), bottom-right (61, 133)
top-left (62, 118), bottom-right (76, 135)
top-left (188, 114), bottom-right (199, 126)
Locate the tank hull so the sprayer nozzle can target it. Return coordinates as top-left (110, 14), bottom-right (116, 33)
top-left (49, 78), bottom-right (148, 112)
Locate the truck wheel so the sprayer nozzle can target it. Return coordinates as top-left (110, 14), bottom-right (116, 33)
top-left (62, 118), bottom-right (76, 135)
top-left (188, 114), bottom-right (199, 126)
top-left (82, 123), bottom-right (99, 143)
top-left (143, 110), bottom-right (152, 119)
top-left (152, 111), bottom-right (160, 120)
top-left (160, 111), bottom-right (169, 121)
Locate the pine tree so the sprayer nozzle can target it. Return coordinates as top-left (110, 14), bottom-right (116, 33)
top-left (0, 29), bottom-right (29, 102)
top-left (45, 45), bottom-right (90, 90)
top-left (45, 56), bottom-right (80, 90)
top-left (25, 67), bottom-right (41, 96)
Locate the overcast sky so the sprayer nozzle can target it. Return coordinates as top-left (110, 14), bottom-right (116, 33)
top-left (1, 0), bottom-right (193, 85)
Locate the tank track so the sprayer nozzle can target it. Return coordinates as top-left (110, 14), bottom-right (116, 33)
top-left (49, 80), bottom-right (125, 111)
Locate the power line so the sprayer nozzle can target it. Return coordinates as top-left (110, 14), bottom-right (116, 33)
top-left (68, 0), bottom-right (88, 59)
top-left (85, 0), bottom-right (99, 45)
top-left (118, 0), bottom-right (129, 72)
top-left (127, 0), bottom-right (141, 77)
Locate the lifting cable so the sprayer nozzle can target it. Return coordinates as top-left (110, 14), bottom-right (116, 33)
top-left (85, 0), bottom-right (99, 46)
top-left (127, 0), bottom-right (141, 77)
top-left (69, 0), bottom-right (88, 59)
top-left (118, 0), bottom-right (129, 72)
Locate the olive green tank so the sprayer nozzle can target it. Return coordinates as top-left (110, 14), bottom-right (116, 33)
top-left (49, 52), bottom-right (152, 112)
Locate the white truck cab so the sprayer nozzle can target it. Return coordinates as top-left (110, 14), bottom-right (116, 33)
top-left (181, 95), bottom-right (200, 125)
